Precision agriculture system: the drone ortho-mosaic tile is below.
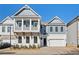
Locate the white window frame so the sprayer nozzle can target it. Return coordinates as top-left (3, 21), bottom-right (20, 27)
top-left (2, 26), bottom-right (5, 32)
top-left (26, 36), bottom-right (30, 43)
top-left (23, 20), bottom-right (30, 27)
top-left (7, 26), bottom-right (11, 32)
top-left (16, 20), bottom-right (22, 27)
top-left (34, 36), bottom-right (38, 43)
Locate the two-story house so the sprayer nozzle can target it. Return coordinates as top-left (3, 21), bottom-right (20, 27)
top-left (46, 16), bottom-right (66, 47)
top-left (0, 5), bottom-right (67, 47)
top-left (0, 5), bottom-right (41, 47)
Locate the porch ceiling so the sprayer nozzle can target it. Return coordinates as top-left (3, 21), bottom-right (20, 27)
top-left (14, 32), bottom-right (40, 36)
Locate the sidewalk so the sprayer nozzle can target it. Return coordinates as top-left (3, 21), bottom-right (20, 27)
top-left (0, 47), bottom-right (79, 55)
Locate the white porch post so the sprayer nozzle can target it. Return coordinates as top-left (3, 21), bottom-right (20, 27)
top-left (30, 19), bottom-right (31, 31)
top-left (22, 36), bottom-right (25, 46)
top-left (22, 18), bottom-right (23, 31)
top-left (14, 18), bottom-right (15, 31)
top-left (30, 36), bottom-right (32, 45)
top-left (38, 36), bottom-right (40, 46)
top-left (38, 19), bottom-right (40, 32)
top-left (22, 36), bottom-right (23, 45)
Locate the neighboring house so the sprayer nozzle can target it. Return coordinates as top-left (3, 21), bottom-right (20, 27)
top-left (0, 16), bottom-right (14, 44)
top-left (67, 16), bottom-right (79, 47)
top-left (46, 16), bottom-right (67, 47)
top-left (0, 5), bottom-right (67, 47)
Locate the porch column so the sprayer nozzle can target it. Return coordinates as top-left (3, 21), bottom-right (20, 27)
top-left (14, 18), bottom-right (15, 31)
top-left (30, 19), bottom-right (31, 31)
top-left (30, 36), bottom-right (32, 45)
top-left (22, 36), bottom-right (24, 45)
top-left (22, 36), bottom-right (26, 46)
top-left (22, 18), bottom-right (23, 31)
top-left (38, 19), bottom-right (40, 32)
top-left (37, 36), bottom-right (40, 46)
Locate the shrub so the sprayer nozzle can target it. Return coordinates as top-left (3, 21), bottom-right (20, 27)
top-left (37, 44), bottom-right (40, 49)
top-left (29, 45), bottom-right (32, 48)
top-left (0, 43), bottom-right (11, 49)
top-left (32, 45), bottom-right (36, 49)
top-left (21, 45), bottom-right (24, 48)
top-left (77, 45), bottom-right (79, 47)
top-left (15, 44), bottom-right (19, 49)
top-left (23, 45), bottom-right (28, 49)
top-left (12, 45), bottom-right (16, 49)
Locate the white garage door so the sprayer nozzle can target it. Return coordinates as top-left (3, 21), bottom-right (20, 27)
top-left (49, 39), bottom-right (66, 47)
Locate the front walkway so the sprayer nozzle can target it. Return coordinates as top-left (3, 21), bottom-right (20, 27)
top-left (0, 47), bottom-right (79, 55)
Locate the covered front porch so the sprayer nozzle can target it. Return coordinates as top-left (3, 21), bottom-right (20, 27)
top-left (13, 32), bottom-right (41, 48)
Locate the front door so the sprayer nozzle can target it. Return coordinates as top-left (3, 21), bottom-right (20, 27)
top-left (43, 38), bottom-right (47, 46)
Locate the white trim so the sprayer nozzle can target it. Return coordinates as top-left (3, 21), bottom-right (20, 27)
top-left (12, 5), bottom-right (41, 18)
top-left (30, 18), bottom-right (31, 31)
top-left (22, 18), bottom-right (23, 31)
top-left (0, 16), bottom-right (12, 24)
top-left (48, 16), bottom-right (65, 25)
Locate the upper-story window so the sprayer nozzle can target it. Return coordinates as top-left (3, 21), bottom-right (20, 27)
top-left (61, 27), bottom-right (63, 32)
top-left (55, 27), bottom-right (58, 32)
top-left (24, 20), bottom-right (30, 27)
top-left (2, 26), bottom-right (5, 32)
top-left (32, 21), bottom-right (38, 27)
top-left (7, 26), bottom-right (11, 32)
top-left (50, 26), bottom-right (53, 32)
top-left (16, 20), bottom-right (22, 27)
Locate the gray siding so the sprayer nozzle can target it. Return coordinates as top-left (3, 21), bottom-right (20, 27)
top-left (46, 25), bottom-right (66, 34)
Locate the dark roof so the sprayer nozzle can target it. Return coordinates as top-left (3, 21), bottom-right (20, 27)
top-left (67, 16), bottom-right (79, 26)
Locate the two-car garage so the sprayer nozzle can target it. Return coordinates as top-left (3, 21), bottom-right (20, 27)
top-left (48, 39), bottom-right (66, 47)
top-left (47, 34), bottom-right (66, 47)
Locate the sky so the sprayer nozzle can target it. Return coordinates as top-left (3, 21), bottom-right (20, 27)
top-left (0, 4), bottom-right (79, 24)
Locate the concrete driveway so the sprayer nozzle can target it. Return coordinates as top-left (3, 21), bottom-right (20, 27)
top-left (0, 47), bottom-right (79, 55)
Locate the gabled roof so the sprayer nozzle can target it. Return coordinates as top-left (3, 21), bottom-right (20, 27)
top-left (0, 16), bottom-right (11, 24)
top-left (0, 16), bottom-right (14, 25)
top-left (48, 16), bottom-right (65, 25)
top-left (67, 16), bottom-right (79, 26)
top-left (12, 5), bottom-right (41, 17)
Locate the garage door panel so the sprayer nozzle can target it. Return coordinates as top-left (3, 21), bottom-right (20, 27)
top-left (49, 39), bottom-right (66, 46)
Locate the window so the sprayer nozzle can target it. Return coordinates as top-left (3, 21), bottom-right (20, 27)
top-left (17, 20), bottom-right (22, 27)
top-left (7, 26), bottom-right (11, 32)
top-left (55, 27), bottom-right (58, 32)
top-left (18, 36), bottom-right (22, 43)
top-left (24, 20), bottom-right (30, 27)
top-left (32, 21), bottom-right (38, 27)
top-left (2, 26), bottom-right (5, 32)
top-left (26, 36), bottom-right (30, 43)
top-left (61, 27), bottom-right (63, 32)
top-left (34, 36), bottom-right (37, 43)
top-left (50, 27), bottom-right (53, 32)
